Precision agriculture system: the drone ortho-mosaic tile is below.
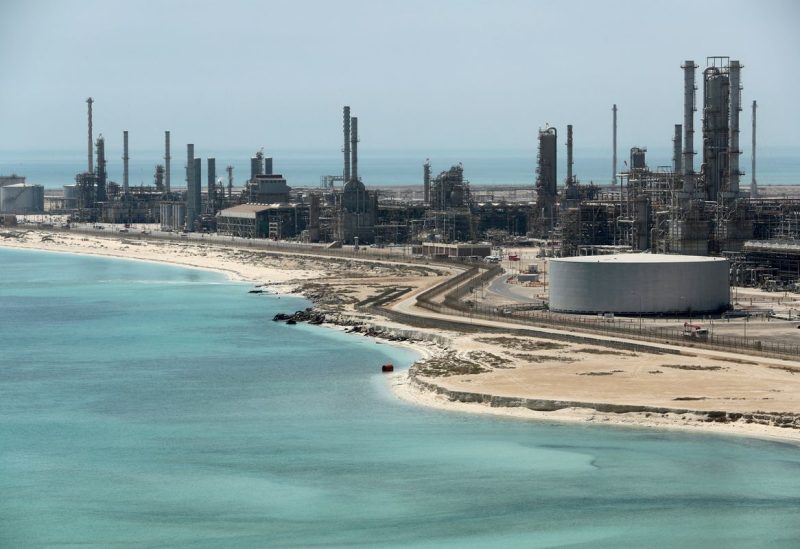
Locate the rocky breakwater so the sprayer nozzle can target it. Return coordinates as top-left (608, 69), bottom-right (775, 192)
top-left (272, 307), bottom-right (326, 325)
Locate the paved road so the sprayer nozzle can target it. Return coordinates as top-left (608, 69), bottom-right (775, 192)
top-left (485, 270), bottom-right (543, 305)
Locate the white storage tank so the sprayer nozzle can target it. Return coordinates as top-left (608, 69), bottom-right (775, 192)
top-left (0, 184), bottom-right (44, 214)
top-left (548, 254), bottom-right (730, 314)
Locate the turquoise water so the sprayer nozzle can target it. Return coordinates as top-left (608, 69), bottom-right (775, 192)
top-left (2, 148), bottom-right (799, 188)
top-left (1, 248), bottom-right (800, 548)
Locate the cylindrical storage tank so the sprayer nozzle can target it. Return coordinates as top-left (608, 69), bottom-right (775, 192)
top-left (0, 184), bottom-right (44, 213)
top-left (172, 203), bottom-right (186, 230)
top-left (549, 254), bottom-right (730, 314)
top-left (159, 202), bottom-right (173, 230)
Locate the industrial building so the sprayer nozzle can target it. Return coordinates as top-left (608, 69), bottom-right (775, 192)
top-left (548, 254), bottom-right (730, 314)
top-left (419, 242), bottom-right (492, 260)
top-left (216, 203), bottom-right (309, 239)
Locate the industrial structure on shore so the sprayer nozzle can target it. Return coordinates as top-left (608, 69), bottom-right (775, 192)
top-left (3, 56), bottom-right (800, 291)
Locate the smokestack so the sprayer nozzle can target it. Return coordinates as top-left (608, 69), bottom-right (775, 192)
top-left (351, 116), bottom-right (358, 183)
top-left (728, 59), bottom-right (742, 194)
top-left (343, 106), bottom-right (351, 183)
top-left (612, 105), bottom-right (617, 185)
top-left (673, 124), bottom-right (683, 174)
top-left (423, 159), bottom-right (431, 205)
top-left (682, 60), bottom-right (697, 192)
top-left (226, 165), bottom-right (233, 199)
top-left (751, 100), bottom-right (757, 198)
top-left (566, 124), bottom-right (574, 184)
top-left (122, 130), bottom-right (129, 194)
top-left (207, 158), bottom-right (216, 213)
top-left (164, 131), bottom-right (171, 193)
top-left (86, 97), bottom-right (94, 173)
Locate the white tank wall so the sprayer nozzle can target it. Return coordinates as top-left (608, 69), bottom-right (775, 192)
top-left (549, 255), bottom-right (730, 314)
top-left (0, 184), bottom-right (44, 214)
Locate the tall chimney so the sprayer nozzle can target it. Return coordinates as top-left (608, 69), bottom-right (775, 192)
top-left (728, 60), bottom-right (742, 195)
top-left (351, 116), bottom-right (358, 183)
top-left (751, 100), bottom-right (757, 198)
top-left (87, 97), bottom-right (94, 173)
top-left (164, 131), bottom-right (171, 193)
top-left (122, 130), bottom-right (129, 194)
top-left (673, 124), bottom-right (683, 174)
top-left (682, 60), bottom-right (697, 193)
top-left (343, 106), bottom-right (351, 183)
top-left (566, 124), bottom-right (574, 184)
top-left (611, 105), bottom-right (617, 185)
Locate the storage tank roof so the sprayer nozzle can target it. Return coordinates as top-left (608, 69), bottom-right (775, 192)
top-left (553, 254), bottom-right (727, 264)
top-left (3, 183), bottom-right (42, 188)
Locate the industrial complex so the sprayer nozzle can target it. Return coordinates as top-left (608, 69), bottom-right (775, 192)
top-left (3, 56), bottom-right (800, 316)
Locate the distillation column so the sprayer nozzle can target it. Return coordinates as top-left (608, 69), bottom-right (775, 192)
top-left (122, 130), bottom-right (129, 194)
top-left (682, 60), bottom-right (697, 193)
top-left (351, 116), bottom-right (358, 182)
top-left (751, 100), bottom-right (757, 198)
top-left (343, 106), bottom-right (351, 183)
top-left (423, 159), bottom-right (431, 205)
top-left (673, 124), bottom-right (682, 174)
top-left (728, 60), bottom-right (742, 195)
top-left (186, 144), bottom-right (195, 230)
top-left (566, 124), bottom-right (574, 184)
top-left (86, 98), bottom-right (94, 173)
top-left (612, 105), bottom-right (617, 185)
top-left (96, 136), bottom-right (107, 202)
top-left (164, 131), bottom-right (171, 193)
top-left (207, 158), bottom-right (216, 213)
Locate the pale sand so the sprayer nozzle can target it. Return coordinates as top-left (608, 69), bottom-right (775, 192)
top-left (4, 228), bottom-right (800, 443)
top-left (390, 329), bottom-right (800, 444)
top-left (390, 369), bottom-right (800, 445)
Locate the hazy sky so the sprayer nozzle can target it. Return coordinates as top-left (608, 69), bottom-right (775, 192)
top-left (1, 0), bottom-right (798, 156)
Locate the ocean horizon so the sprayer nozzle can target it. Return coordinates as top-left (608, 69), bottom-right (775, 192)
top-left (2, 148), bottom-right (799, 190)
top-left (2, 247), bottom-right (800, 547)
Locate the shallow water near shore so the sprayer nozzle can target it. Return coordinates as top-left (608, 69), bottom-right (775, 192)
top-left (1, 247), bottom-right (800, 548)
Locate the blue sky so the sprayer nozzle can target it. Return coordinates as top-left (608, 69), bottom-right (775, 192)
top-left (1, 0), bottom-right (798, 155)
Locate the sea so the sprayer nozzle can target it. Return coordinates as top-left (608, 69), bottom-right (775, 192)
top-left (1, 248), bottom-right (800, 548)
top-left (2, 148), bottom-right (799, 190)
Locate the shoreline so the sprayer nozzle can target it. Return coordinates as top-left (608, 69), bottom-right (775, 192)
top-left (391, 370), bottom-right (800, 446)
top-left (0, 229), bottom-right (434, 367)
top-left (3, 228), bottom-right (800, 445)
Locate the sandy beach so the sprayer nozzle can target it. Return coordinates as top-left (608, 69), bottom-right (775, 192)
top-left (3, 226), bottom-right (799, 443)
